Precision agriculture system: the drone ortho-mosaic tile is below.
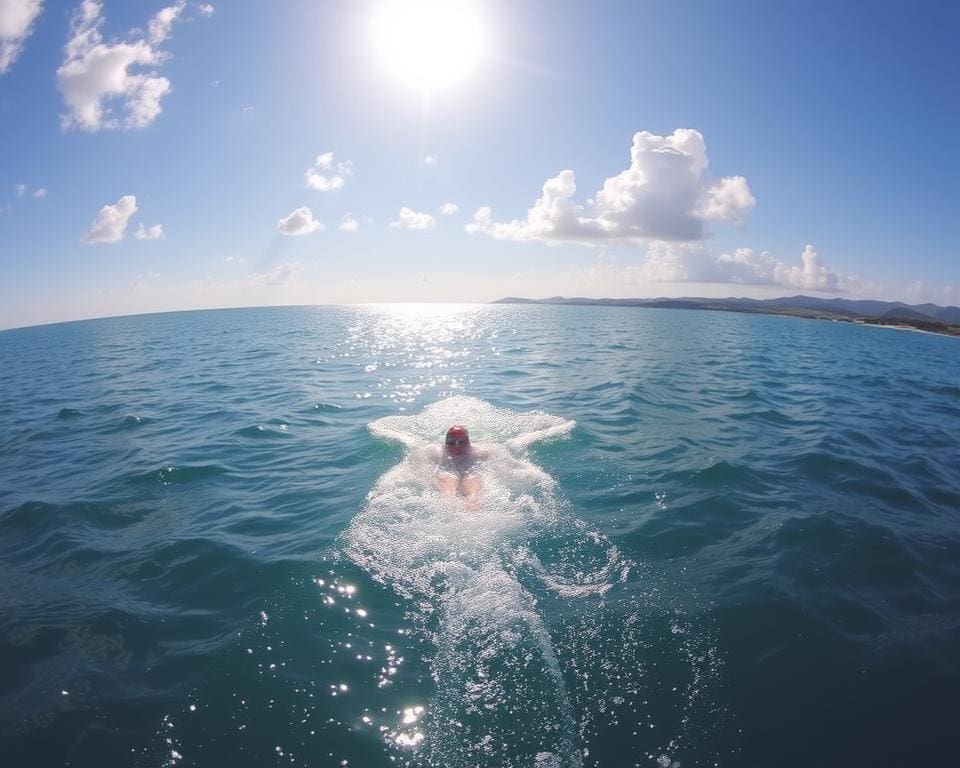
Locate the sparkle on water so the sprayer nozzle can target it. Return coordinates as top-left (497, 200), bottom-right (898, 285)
top-left (1, 302), bottom-right (958, 768)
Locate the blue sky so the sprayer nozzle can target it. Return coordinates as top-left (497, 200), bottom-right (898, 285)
top-left (0, 0), bottom-right (957, 329)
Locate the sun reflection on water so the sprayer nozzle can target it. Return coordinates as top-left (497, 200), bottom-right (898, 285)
top-left (340, 304), bottom-right (502, 405)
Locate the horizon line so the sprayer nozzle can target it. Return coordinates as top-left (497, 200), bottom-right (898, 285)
top-left (3, 292), bottom-right (958, 334)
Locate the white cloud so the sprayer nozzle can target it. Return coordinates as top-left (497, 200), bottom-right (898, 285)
top-left (646, 243), bottom-right (841, 290)
top-left (901, 280), bottom-right (959, 306)
top-left (84, 194), bottom-right (137, 243)
top-left (134, 222), bottom-right (164, 240)
top-left (390, 207), bottom-right (435, 230)
top-left (570, 242), bottom-right (846, 293)
top-left (770, 245), bottom-right (840, 291)
top-left (244, 261), bottom-right (303, 288)
top-left (698, 176), bottom-right (755, 225)
top-left (277, 206), bottom-right (323, 236)
top-left (0, 0), bottom-right (43, 75)
top-left (466, 129), bottom-right (755, 246)
top-left (14, 182), bottom-right (46, 198)
top-left (440, 202), bottom-right (458, 215)
top-left (623, 241), bottom-right (710, 283)
top-left (131, 269), bottom-right (160, 290)
top-left (424, 154), bottom-right (438, 165)
top-left (147, 1), bottom-right (184, 45)
top-left (197, 3), bottom-right (214, 17)
top-left (56, 0), bottom-right (207, 131)
top-left (338, 212), bottom-right (358, 232)
top-left (305, 151), bottom-right (352, 191)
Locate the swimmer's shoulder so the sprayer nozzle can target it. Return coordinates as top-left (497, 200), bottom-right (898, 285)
top-left (411, 445), bottom-right (442, 463)
top-left (472, 444), bottom-right (497, 461)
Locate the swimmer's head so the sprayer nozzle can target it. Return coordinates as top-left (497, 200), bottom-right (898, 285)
top-left (444, 425), bottom-right (470, 456)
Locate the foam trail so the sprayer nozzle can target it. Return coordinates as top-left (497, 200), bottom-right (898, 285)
top-left (428, 565), bottom-right (581, 768)
top-left (343, 396), bottom-right (590, 766)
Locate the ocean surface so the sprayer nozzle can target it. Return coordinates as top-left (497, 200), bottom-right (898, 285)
top-left (1, 304), bottom-right (959, 768)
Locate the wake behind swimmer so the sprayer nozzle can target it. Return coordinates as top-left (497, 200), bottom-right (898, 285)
top-left (341, 396), bottom-right (691, 768)
top-left (343, 397), bottom-right (588, 766)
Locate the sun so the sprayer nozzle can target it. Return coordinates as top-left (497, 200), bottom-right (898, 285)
top-left (370, 0), bottom-right (486, 95)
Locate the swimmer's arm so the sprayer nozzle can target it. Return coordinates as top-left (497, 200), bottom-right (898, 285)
top-left (505, 421), bottom-right (575, 452)
top-left (494, 451), bottom-right (555, 488)
top-left (372, 427), bottom-right (423, 450)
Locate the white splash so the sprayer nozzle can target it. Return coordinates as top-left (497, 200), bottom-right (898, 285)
top-left (343, 396), bottom-right (630, 767)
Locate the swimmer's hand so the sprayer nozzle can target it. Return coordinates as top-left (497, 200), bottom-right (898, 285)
top-left (460, 475), bottom-right (482, 510)
top-left (505, 422), bottom-right (575, 452)
top-left (435, 471), bottom-right (482, 509)
top-left (371, 426), bottom-right (424, 449)
top-left (436, 471), bottom-right (459, 496)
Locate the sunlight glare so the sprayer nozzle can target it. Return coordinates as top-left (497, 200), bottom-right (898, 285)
top-left (370, 0), bottom-right (486, 94)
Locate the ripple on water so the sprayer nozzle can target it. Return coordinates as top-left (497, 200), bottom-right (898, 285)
top-left (1, 305), bottom-right (959, 768)
top-left (233, 423), bottom-right (291, 440)
top-left (126, 464), bottom-right (229, 487)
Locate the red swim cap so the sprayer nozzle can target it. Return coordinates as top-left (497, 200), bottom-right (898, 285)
top-left (446, 425), bottom-right (468, 439)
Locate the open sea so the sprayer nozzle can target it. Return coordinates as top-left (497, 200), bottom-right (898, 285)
top-left (1, 303), bottom-right (959, 768)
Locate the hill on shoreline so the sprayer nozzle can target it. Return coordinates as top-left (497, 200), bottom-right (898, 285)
top-left (492, 295), bottom-right (960, 337)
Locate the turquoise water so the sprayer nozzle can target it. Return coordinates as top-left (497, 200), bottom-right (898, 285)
top-left (1, 304), bottom-right (959, 767)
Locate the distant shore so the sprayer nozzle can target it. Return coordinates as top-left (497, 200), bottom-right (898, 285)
top-left (851, 318), bottom-right (960, 337)
top-left (492, 296), bottom-right (960, 338)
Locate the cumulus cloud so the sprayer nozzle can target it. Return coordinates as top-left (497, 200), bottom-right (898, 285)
top-left (698, 176), bottom-right (755, 225)
top-left (305, 152), bottom-right (352, 191)
top-left (440, 202), bottom-right (458, 215)
top-left (134, 222), bottom-right (164, 240)
top-left (244, 261), bottom-right (303, 288)
top-left (146, 1), bottom-right (185, 45)
top-left (14, 182), bottom-right (46, 198)
top-left (466, 129), bottom-right (755, 246)
top-left (573, 242), bottom-right (845, 293)
top-left (56, 0), bottom-right (207, 131)
top-left (424, 154), bottom-right (438, 165)
top-left (84, 194), bottom-right (137, 243)
top-left (0, 0), bottom-right (43, 75)
top-left (277, 206), bottom-right (323, 236)
top-left (390, 207), bottom-right (435, 230)
top-left (901, 280), bottom-right (960, 305)
top-left (197, 3), bottom-right (214, 17)
top-left (770, 245), bottom-right (840, 291)
top-left (338, 212), bottom-right (358, 232)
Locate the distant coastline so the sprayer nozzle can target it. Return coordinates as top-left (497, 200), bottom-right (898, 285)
top-left (492, 295), bottom-right (960, 338)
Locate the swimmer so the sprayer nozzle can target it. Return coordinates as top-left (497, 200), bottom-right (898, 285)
top-left (434, 425), bottom-right (489, 507)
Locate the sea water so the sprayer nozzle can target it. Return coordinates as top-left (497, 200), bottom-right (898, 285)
top-left (1, 304), bottom-right (958, 767)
